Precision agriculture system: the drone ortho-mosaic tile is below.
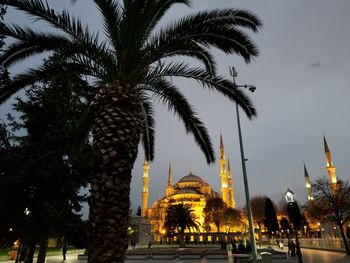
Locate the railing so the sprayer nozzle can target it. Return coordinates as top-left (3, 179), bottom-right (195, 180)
top-left (271, 238), bottom-right (349, 252)
top-left (299, 238), bottom-right (346, 251)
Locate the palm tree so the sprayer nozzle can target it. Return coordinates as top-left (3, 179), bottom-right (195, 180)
top-left (0, 0), bottom-right (261, 261)
top-left (164, 203), bottom-right (198, 247)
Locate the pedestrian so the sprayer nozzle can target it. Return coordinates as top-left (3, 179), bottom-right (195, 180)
top-left (238, 240), bottom-right (245, 254)
top-left (148, 241), bottom-right (152, 249)
top-left (287, 240), bottom-right (292, 255)
top-left (290, 241), bottom-right (296, 257)
top-left (245, 240), bottom-right (252, 253)
top-left (231, 239), bottom-right (238, 254)
top-left (279, 240), bottom-right (284, 250)
top-left (62, 242), bottom-right (67, 261)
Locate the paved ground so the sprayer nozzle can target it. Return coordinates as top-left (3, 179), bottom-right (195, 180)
top-left (1, 247), bottom-right (349, 263)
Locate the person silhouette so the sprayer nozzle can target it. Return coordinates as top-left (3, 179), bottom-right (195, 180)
top-left (62, 242), bottom-right (67, 261)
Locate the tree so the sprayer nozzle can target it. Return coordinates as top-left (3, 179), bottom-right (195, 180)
top-left (164, 203), bottom-right (198, 247)
top-left (0, 1), bottom-right (261, 261)
top-left (203, 197), bottom-right (227, 232)
top-left (312, 177), bottom-right (350, 255)
top-left (279, 217), bottom-right (291, 238)
top-left (0, 58), bottom-right (93, 263)
top-left (264, 197), bottom-right (279, 236)
top-left (250, 195), bottom-right (266, 244)
top-left (223, 207), bottom-right (242, 232)
top-left (0, 3), bottom-right (10, 92)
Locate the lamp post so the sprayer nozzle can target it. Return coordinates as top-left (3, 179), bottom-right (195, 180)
top-left (284, 188), bottom-right (303, 263)
top-left (229, 67), bottom-right (257, 263)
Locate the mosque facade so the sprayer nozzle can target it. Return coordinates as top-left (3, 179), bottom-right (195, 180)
top-left (141, 134), bottom-right (236, 238)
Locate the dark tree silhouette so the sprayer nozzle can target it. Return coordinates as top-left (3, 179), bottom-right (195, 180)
top-left (264, 197), bottom-right (279, 236)
top-left (250, 195), bottom-right (266, 244)
top-left (164, 203), bottom-right (198, 247)
top-left (311, 177), bottom-right (350, 255)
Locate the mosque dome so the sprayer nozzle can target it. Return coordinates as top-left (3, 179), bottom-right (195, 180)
top-left (176, 172), bottom-right (209, 186)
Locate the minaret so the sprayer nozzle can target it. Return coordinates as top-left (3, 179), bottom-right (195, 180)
top-left (141, 159), bottom-right (149, 217)
top-left (227, 159), bottom-right (236, 208)
top-left (220, 134), bottom-right (230, 206)
top-left (304, 162), bottom-right (314, 201)
top-left (166, 163), bottom-right (174, 197)
top-left (323, 136), bottom-right (338, 188)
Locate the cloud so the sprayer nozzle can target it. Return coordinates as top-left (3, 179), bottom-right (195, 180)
top-left (310, 62), bottom-right (322, 69)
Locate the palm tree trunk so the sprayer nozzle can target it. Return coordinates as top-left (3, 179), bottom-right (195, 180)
top-left (36, 238), bottom-right (48, 263)
top-left (24, 242), bottom-right (35, 263)
top-left (88, 85), bottom-right (141, 263)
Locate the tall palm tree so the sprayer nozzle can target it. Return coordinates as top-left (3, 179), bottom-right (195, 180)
top-left (0, 0), bottom-right (262, 262)
top-left (164, 203), bottom-right (198, 247)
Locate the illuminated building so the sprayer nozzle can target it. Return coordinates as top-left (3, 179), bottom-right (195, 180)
top-left (141, 135), bottom-right (236, 237)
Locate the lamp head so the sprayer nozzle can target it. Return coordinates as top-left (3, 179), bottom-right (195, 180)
top-left (247, 85), bottom-right (256, 92)
top-left (284, 188), bottom-right (295, 203)
top-left (229, 66), bottom-right (238, 78)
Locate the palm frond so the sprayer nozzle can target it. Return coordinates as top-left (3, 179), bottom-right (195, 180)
top-left (143, 41), bottom-right (216, 76)
top-left (143, 0), bottom-right (191, 37)
top-left (146, 8), bottom-right (260, 63)
top-left (183, 9), bottom-right (262, 32)
top-left (1, 0), bottom-right (93, 40)
top-left (0, 24), bottom-right (74, 65)
top-left (147, 62), bottom-right (256, 118)
top-left (140, 78), bottom-right (215, 164)
top-left (139, 94), bottom-right (155, 161)
top-left (94, 0), bottom-right (122, 55)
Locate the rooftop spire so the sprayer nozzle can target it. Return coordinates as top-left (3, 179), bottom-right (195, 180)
top-left (304, 162), bottom-right (309, 178)
top-left (323, 135), bottom-right (330, 153)
top-left (227, 159), bottom-right (231, 172)
top-left (168, 162), bottom-right (172, 186)
top-left (220, 133), bottom-right (225, 159)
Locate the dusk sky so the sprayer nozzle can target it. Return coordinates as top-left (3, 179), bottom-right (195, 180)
top-left (2, 0), bottom-right (350, 215)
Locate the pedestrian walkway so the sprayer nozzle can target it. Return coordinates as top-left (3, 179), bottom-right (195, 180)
top-left (1, 247), bottom-right (349, 263)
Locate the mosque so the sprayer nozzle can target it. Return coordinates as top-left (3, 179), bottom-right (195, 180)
top-left (303, 136), bottom-right (338, 201)
top-left (140, 134), bottom-right (236, 240)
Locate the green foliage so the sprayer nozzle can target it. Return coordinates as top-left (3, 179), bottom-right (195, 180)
top-left (164, 203), bottom-right (198, 235)
top-left (250, 195), bottom-right (266, 227)
top-left (0, 55), bottom-right (93, 252)
top-left (223, 207), bottom-right (242, 231)
top-left (203, 197), bottom-right (227, 232)
top-left (264, 197), bottom-right (279, 234)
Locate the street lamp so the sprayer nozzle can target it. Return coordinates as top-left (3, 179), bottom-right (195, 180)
top-left (229, 66), bottom-right (257, 263)
top-left (284, 189), bottom-right (303, 263)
